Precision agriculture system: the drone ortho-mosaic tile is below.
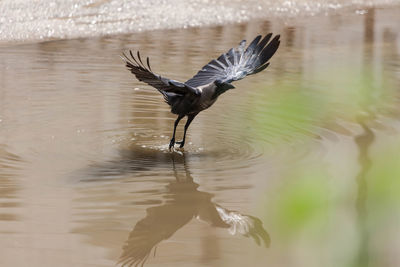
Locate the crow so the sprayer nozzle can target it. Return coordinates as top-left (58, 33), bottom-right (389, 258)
top-left (122, 33), bottom-right (280, 150)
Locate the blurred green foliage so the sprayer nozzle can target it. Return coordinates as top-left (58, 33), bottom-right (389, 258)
top-left (273, 165), bottom-right (331, 237)
top-left (255, 65), bottom-right (399, 267)
top-left (367, 140), bottom-right (400, 221)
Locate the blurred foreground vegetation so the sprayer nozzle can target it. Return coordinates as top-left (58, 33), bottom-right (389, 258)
top-left (250, 66), bottom-right (399, 267)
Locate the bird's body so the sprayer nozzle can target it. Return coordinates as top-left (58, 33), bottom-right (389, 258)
top-left (122, 33), bottom-right (280, 149)
top-left (169, 83), bottom-right (217, 114)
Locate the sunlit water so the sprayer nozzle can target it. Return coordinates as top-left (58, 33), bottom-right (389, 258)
top-left (1, 0), bottom-right (398, 43)
top-left (1, 6), bottom-right (400, 267)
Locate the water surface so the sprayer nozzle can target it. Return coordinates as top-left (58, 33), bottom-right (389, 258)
top-left (1, 7), bottom-right (400, 267)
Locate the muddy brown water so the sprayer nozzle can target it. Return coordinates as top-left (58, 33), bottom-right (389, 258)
top-left (1, 7), bottom-right (400, 267)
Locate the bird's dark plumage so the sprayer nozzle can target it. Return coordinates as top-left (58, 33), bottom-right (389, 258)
top-left (123, 33), bottom-right (280, 149)
top-left (185, 33), bottom-right (280, 87)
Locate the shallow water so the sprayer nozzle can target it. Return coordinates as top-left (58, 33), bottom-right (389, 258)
top-left (1, 6), bottom-right (400, 267)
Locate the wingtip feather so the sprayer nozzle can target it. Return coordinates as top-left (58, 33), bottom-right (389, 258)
top-left (146, 57), bottom-right (152, 71)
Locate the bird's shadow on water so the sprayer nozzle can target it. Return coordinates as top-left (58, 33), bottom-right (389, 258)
top-left (81, 146), bottom-right (270, 267)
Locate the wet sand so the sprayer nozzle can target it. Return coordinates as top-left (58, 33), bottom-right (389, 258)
top-left (0, 6), bottom-right (400, 267)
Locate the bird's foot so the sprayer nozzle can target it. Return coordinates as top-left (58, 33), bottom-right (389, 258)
top-left (175, 140), bottom-right (185, 148)
top-left (169, 138), bottom-right (175, 151)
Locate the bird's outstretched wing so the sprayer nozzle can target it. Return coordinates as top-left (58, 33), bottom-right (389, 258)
top-left (122, 51), bottom-right (200, 96)
top-left (185, 33), bottom-right (280, 87)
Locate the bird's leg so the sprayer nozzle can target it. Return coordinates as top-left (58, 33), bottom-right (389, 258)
top-left (176, 114), bottom-right (197, 148)
top-left (169, 115), bottom-right (184, 150)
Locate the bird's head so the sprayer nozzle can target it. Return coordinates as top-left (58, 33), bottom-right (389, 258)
top-left (212, 80), bottom-right (235, 99)
top-left (214, 79), bottom-right (235, 90)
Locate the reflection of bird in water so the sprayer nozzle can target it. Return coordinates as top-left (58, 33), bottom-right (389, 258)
top-left (118, 154), bottom-right (270, 267)
top-left (122, 33), bottom-right (280, 150)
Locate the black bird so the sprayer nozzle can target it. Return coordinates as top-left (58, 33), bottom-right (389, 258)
top-left (122, 33), bottom-right (280, 150)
